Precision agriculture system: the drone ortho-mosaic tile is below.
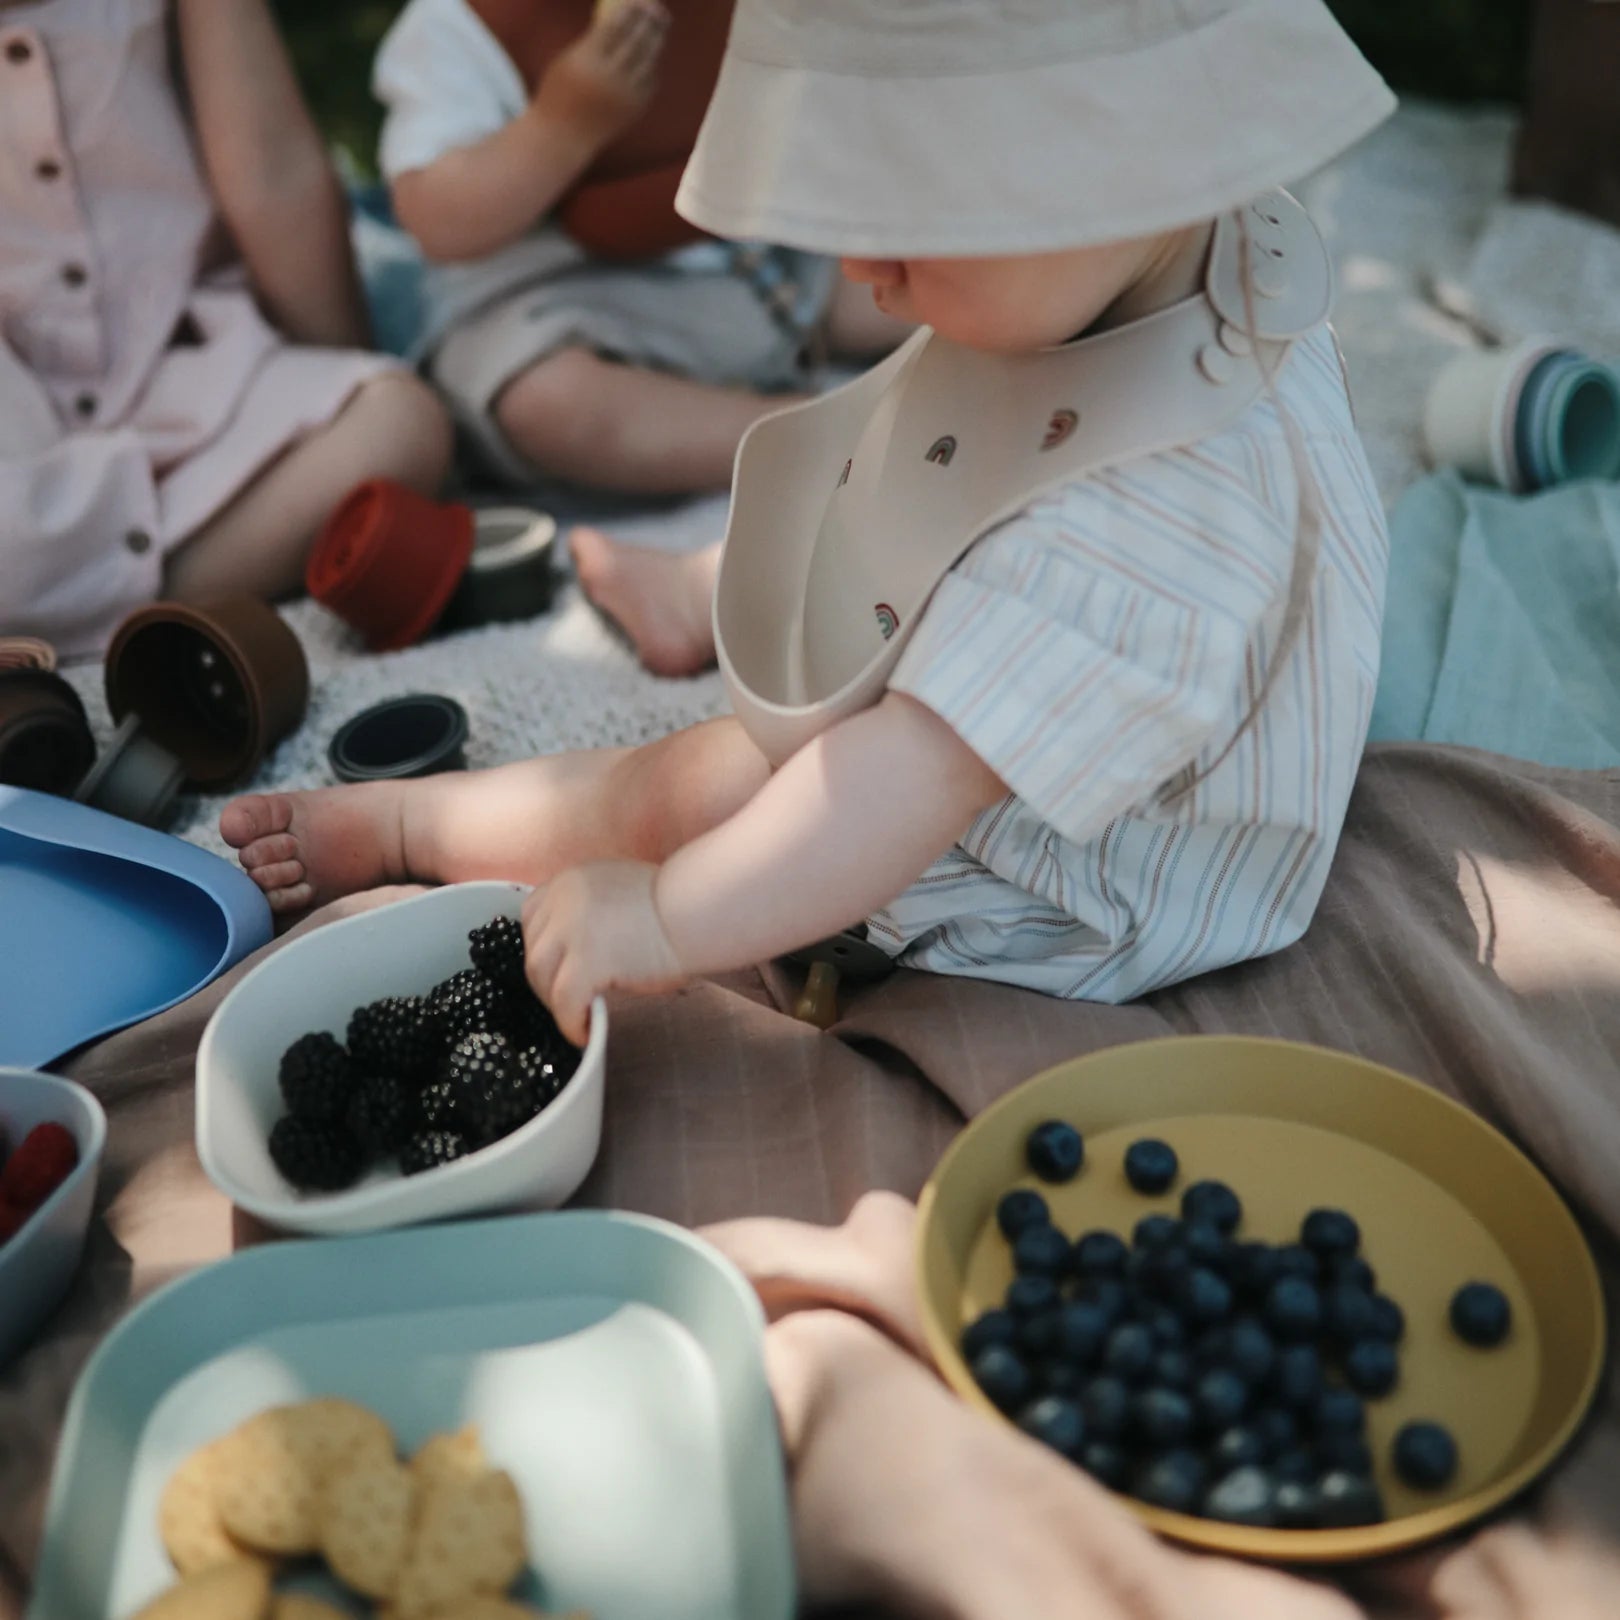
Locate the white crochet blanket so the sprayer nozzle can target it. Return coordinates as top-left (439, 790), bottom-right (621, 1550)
top-left (59, 102), bottom-right (1620, 856)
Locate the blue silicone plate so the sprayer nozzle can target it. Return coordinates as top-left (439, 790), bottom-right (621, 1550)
top-left (0, 786), bottom-right (271, 1068)
top-left (29, 1210), bottom-right (795, 1620)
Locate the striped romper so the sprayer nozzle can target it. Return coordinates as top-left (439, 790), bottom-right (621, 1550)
top-left (869, 326), bottom-right (1390, 1001)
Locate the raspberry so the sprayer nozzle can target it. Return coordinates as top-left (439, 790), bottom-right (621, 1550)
top-left (400, 1130), bottom-right (471, 1175)
top-left (430, 970), bottom-right (512, 1040)
top-left (347, 1073), bottom-right (416, 1157)
top-left (467, 916), bottom-right (526, 990)
top-left (278, 1032), bottom-right (354, 1121)
top-left (347, 996), bottom-right (446, 1081)
top-left (0, 1123), bottom-right (78, 1212)
top-left (268, 1115), bottom-right (363, 1192)
top-left (444, 1031), bottom-right (536, 1144)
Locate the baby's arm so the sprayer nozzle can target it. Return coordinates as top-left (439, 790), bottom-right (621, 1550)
top-left (175, 0), bottom-right (370, 347)
top-left (392, 0), bottom-right (668, 264)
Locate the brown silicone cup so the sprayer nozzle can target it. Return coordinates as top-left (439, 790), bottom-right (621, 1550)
top-left (0, 668), bottom-right (95, 796)
top-left (305, 480), bottom-right (475, 651)
top-left (104, 596), bottom-right (310, 788)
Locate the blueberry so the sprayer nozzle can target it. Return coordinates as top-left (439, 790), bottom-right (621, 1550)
top-left (1272, 1447), bottom-right (1318, 1486)
top-left (1272, 1344), bottom-right (1325, 1410)
top-left (1343, 1339), bottom-right (1400, 1397)
top-left (996, 1187), bottom-right (1051, 1240)
top-left (1191, 1324), bottom-right (1232, 1367)
top-left (1316, 1433), bottom-right (1374, 1474)
top-left (971, 1345), bottom-right (1034, 1411)
top-left (1013, 1222), bottom-right (1072, 1279)
top-left (1078, 1276), bottom-right (1129, 1326)
top-left (1253, 1405), bottom-right (1300, 1457)
top-left (1081, 1375), bottom-right (1131, 1439)
top-left (961, 1308), bottom-right (1018, 1361)
top-left (1152, 1348), bottom-right (1196, 1390)
top-left (1026, 1120), bottom-right (1085, 1183)
top-left (1313, 1387), bottom-right (1366, 1436)
top-left (1183, 1219), bottom-right (1233, 1271)
top-left (1179, 1267), bottom-right (1235, 1326)
top-left (1072, 1229), bottom-right (1129, 1278)
top-left (1133, 1450), bottom-right (1208, 1513)
top-left (1148, 1247), bottom-right (1193, 1301)
top-left (1225, 1318), bottom-right (1278, 1385)
top-left (1056, 1302), bottom-right (1112, 1365)
top-left (1367, 1293), bottom-right (1406, 1344)
top-left (1265, 1277), bottom-right (1324, 1341)
top-left (1103, 1323), bottom-right (1156, 1383)
top-left (1203, 1465), bottom-right (1279, 1527)
top-left (1212, 1424), bottom-right (1268, 1471)
top-left (1324, 1284), bottom-right (1377, 1345)
top-left (1450, 1282), bottom-right (1511, 1348)
top-left (1181, 1180), bottom-right (1243, 1234)
top-left (1300, 1208), bottom-right (1361, 1260)
top-left (1133, 1386), bottom-right (1197, 1446)
top-left (1133, 1213), bottom-right (1182, 1251)
top-left (1393, 1421), bottom-right (1459, 1490)
top-left (1317, 1470), bottom-right (1386, 1527)
top-left (1195, 1367), bottom-right (1250, 1432)
top-left (1274, 1479), bottom-right (1323, 1529)
top-left (1016, 1395), bottom-right (1086, 1458)
top-left (1005, 1275), bottom-right (1060, 1318)
top-left (1232, 1242), bottom-right (1283, 1299)
top-left (1273, 1243), bottom-right (1322, 1283)
top-left (1332, 1256), bottom-right (1377, 1293)
top-left (1080, 1440), bottom-right (1130, 1489)
top-left (1016, 1308), bottom-right (1062, 1357)
top-left (1124, 1137), bottom-right (1180, 1194)
top-left (1040, 1359), bottom-right (1086, 1397)
top-left (1141, 1304), bottom-right (1187, 1348)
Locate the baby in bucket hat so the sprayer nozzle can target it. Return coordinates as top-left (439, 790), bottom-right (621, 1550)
top-left (223, 0), bottom-right (1397, 1034)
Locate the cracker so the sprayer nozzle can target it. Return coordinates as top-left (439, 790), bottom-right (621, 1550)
top-left (268, 1599), bottom-right (350, 1620)
top-left (158, 1440), bottom-right (262, 1577)
top-left (393, 1468), bottom-right (527, 1618)
top-left (435, 1602), bottom-right (593, 1620)
top-left (409, 1426), bottom-right (487, 1489)
top-left (128, 1560), bottom-right (271, 1620)
top-left (320, 1450), bottom-right (417, 1599)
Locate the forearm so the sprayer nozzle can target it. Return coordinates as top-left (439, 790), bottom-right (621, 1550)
top-left (176, 0), bottom-right (369, 345)
top-left (392, 107), bottom-right (601, 264)
top-left (655, 695), bottom-right (1007, 975)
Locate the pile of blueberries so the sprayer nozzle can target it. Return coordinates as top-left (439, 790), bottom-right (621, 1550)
top-left (962, 1121), bottom-right (1512, 1529)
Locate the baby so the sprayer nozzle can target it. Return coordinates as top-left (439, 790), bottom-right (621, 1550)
top-left (0, 0), bottom-right (452, 661)
top-left (373, 0), bottom-right (904, 497)
top-left (225, 0), bottom-right (1396, 1043)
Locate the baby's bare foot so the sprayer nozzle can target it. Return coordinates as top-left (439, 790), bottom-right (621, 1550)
top-left (219, 784), bottom-right (407, 917)
top-left (572, 526), bottom-right (718, 677)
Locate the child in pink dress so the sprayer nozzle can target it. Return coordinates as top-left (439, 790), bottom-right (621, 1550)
top-left (0, 0), bottom-right (453, 660)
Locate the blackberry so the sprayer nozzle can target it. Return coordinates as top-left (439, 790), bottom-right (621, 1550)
top-left (468, 915), bottom-right (527, 989)
top-left (432, 969), bottom-right (513, 1040)
top-left (418, 1075), bottom-right (460, 1131)
top-left (269, 1114), bottom-right (363, 1192)
top-left (278, 1032), bottom-right (355, 1122)
top-left (507, 992), bottom-right (572, 1060)
top-left (399, 1129), bottom-right (472, 1176)
top-left (347, 995), bottom-right (445, 1080)
top-left (516, 1044), bottom-right (567, 1104)
top-left (347, 1073), bottom-right (416, 1157)
top-left (444, 1030), bottom-right (536, 1144)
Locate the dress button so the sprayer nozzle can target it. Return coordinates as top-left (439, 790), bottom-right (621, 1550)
top-left (4, 40), bottom-right (32, 65)
top-left (35, 158), bottom-right (61, 182)
top-left (61, 263), bottom-right (88, 289)
top-left (125, 529), bottom-right (153, 556)
top-left (1198, 343), bottom-right (1236, 385)
top-left (74, 392), bottom-right (97, 419)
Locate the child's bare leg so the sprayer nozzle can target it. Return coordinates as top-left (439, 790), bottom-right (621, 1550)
top-left (220, 716), bottom-right (770, 916)
top-left (571, 529), bottom-right (721, 676)
top-left (162, 371), bottom-right (451, 602)
top-left (493, 346), bottom-right (810, 495)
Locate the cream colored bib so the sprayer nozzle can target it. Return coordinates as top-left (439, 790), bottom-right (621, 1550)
top-left (714, 190), bottom-right (1334, 766)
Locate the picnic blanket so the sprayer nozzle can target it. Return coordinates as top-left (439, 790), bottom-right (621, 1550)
top-left (5, 741), bottom-right (1620, 1617)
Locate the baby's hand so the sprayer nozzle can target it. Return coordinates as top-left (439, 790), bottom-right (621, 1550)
top-left (537, 0), bottom-right (669, 149)
top-left (522, 859), bottom-right (686, 1046)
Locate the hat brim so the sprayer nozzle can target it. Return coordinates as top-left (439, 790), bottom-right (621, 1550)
top-left (677, 0), bottom-right (1395, 258)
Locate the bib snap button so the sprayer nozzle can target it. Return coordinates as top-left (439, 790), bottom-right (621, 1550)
top-left (1198, 344), bottom-right (1236, 385)
top-left (1255, 269), bottom-right (1288, 300)
top-left (1218, 323), bottom-right (1253, 358)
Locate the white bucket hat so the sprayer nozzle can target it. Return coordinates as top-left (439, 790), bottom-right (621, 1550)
top-left (676, 0), bottom-right (1395, 258)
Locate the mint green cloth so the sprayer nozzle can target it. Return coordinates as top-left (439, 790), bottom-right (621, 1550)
top-left (1370, 472), bottom-right (1620, 768)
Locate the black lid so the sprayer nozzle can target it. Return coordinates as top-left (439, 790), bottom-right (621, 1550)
top-left (329, 694), bottom-right (469, 783)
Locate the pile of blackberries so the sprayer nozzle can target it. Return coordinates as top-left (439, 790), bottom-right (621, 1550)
top-left (267, 916), bottom-right (578, 1192)
top-left (961, 1120), bottom-right (1511, 1529)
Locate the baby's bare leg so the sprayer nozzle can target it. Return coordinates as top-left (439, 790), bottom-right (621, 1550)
top-left (494, 347), bottom-right (809, 495)
top-left (162, 371), bottom-right (451, 602)
top-left (221, 717), bottom-right (770, 916)
top-left (572, 529), bottom-right (721, 676)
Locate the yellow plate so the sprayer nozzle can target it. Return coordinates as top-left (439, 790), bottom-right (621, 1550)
top-left (914, 1036), bottom-right (1606, 1563)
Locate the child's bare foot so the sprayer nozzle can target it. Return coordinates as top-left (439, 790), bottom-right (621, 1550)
top-left (219, 785), bottom-right (408, 917)
top-left (571, 526), bottom-right (719, 677)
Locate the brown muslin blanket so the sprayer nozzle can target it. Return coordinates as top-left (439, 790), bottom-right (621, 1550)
top-left (3, 744), bottom-right (1619, 1617)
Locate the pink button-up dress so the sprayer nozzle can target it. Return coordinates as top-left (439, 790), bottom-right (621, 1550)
top-left (0, 0), bottom-right (393, 659)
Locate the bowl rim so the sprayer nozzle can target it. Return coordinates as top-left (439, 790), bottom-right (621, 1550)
top-left (0, 1067), bottom-right (107, 1254)
top-left (913, 1033), bottom-right (1608, 1564)
top-left (195, 884), bottom-right (606, 1225)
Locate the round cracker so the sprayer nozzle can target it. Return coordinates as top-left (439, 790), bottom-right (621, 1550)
top-left (158, 1440), bottom-right (262, 1576)
top-left (319, 1451), bottom-right (417, 1599)
top-left (128, 1560), bottom-right (271, 1620)
top-left (394, 1469), bottom-right (527, 1618)
top-left (409, 1426), bottom-right (487, 1489)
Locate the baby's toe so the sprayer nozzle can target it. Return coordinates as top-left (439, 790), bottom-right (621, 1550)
top-left (220, 793), bottom-right (293, 849)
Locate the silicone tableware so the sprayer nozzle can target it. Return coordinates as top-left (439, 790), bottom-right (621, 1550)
top-left (0, 786), bottom-right (272, 1069)
top-left (0, 1068), bottom-right (106, 1367)
top-left (28, 1209), bottom-right (796, 1620)
top-left (916, 1035), bottom-right (1605, 1564)
top-left (197, 882), bottom-right (606, 1235)
top-left (328, 693), bottom-right (469, 782)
